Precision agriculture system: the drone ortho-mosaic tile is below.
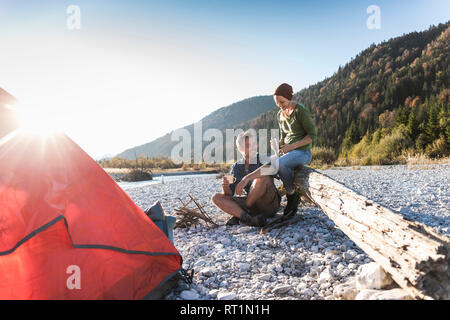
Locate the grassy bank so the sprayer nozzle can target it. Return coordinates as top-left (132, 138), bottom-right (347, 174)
top-left (100, 148), bottom-right (449, 176)
top-left (309, 145), bottom-right (450, 170)
top-left (99, 128), bottom-right (450, 178)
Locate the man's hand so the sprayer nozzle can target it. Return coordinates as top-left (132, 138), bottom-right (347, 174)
top-left (222, 177), bottom-right (232, 196)
top-left (222, 176), bottom-right (229, 187)
top-left (235, 177), bottom-right (249, 196)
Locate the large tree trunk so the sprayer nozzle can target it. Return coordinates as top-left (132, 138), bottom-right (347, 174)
top-left (294, 166), bottom-right (450, 300)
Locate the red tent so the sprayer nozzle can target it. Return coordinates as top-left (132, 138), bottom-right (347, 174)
top-left (0, 131), bottom-right (182, 299)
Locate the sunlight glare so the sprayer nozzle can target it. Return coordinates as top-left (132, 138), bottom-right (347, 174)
top-left (15, 103), bottom-right (64, 137)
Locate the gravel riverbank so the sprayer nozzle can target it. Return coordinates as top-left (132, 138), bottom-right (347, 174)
top-left (124, 164), bottom-right (449, 300)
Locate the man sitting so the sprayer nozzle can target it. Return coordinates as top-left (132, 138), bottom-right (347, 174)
top-left (211, 132), bottom-right (281, 227)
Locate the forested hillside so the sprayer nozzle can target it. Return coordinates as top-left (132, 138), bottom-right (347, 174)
top-left (240, 22), bottom-right (449, 164)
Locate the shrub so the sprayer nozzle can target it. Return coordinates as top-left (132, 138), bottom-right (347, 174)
top-left (426, 135), bottom-right (449, 158)
top-left (415, 133), bottom-right (429, 152)
top-left (371, 125), bottom-right (412, 163)
top-left (311, 147), bottom-right (337, 165)
top-left (345, 125), bottom-right (412, 165)
top-left (121, 168), bottom-right (153, 182)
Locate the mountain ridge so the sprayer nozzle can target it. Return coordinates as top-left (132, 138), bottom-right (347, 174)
top-left (117, 21), bottom-right (449, 160)
top-left (117, 95), bottom-right (277, 159)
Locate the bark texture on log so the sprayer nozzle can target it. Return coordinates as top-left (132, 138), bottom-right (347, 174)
top-left (294, 166), bottom-right (450, 300)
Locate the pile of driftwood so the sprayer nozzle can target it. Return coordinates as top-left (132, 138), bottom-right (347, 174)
top-left (174, 194), bottom-right (218, 229)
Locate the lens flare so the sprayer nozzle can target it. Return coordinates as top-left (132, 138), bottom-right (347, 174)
top-left (15, 103), bottom-right (64, 137)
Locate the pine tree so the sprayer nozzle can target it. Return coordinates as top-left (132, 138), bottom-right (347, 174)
top-left (446, 123), bottom-right (450, 149)
top-left (425, 105), bottom-right (439, 142)
top-left (395, 106), bottom-right (409, 126)
top-left (438, 103), bottom-right (450, 148)
top-left (407, 108), bottom-right (419, 140)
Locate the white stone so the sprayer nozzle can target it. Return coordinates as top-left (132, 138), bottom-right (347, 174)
top-left (194, 259), bottom-right (207, 268)
top-left (318, 268), bottom-right (333, 284)
top-left (257, 274), bottom-right (272, 282)
top-left (347, 249), bottom-right (357, 257)
top-left (340, 269), bottom-right (351, 277)
top-left (348, 263), bottom-right (357, 270)
top-left (272, 285), bottom-right (292, 295)
top-left (216, 249), bottom-right (227, 257)
top-left (280, 256), bottom-right (290, 265)
top-left (296, 282), bottom-right (308, 291)
top-left (239, 263), bottom-right (251, 272)
top-left (356, 262), bottom-right (393, 290)
top-left (320, 282), bottom-right (331, 289)
top-left (343, 252), bottom-right (352, 260)
top-left (333, 281), bottom-right (358, 300)
top-left (199, 267), bottom-right (215, 277)
top-left (355, 289), bottom-right (381, 300)
top-left (204, 277), bottom-right (216, 285)
top-left (343, 249), bottom-right (357, 261)
top-left (209, 289), bottom-right (219, 297)
top-left (238, 226), bottom-right (253, 233)
top-left (217, 292), bottom-right (237, 300)
top-left (302, 288), bottom-right (314, 296)
top-left (220, 238), bottom-right (231, 246)
top-left (312, 259), bottom-right (321, 266)
top-left (180, 290), bottom-right (199, 300)
top-left (369, 288), bottom-right (413, 300)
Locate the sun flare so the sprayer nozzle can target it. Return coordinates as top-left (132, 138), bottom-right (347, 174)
top-left (15, 103), bottom-right (64, 137)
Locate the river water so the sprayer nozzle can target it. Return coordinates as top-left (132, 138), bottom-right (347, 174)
top-left (117, 172), bottom-right (218, 191)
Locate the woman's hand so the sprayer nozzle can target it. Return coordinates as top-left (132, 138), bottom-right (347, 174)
top-left (279, 143), bottom-right (293, 155)
top-left (235, 177), bottom-right (249, 196)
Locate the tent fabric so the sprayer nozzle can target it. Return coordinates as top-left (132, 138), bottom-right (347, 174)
top-left (0, 131), bottom-right (182, 299)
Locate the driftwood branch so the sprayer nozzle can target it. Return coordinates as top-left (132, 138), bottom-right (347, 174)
top-left (262, 215), bottom-right (304, 236)
top-left (294, 165), bottom-right (450, 300)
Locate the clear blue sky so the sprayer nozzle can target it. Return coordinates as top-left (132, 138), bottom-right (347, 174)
top-left (0, 0), bottom-right (448, 158)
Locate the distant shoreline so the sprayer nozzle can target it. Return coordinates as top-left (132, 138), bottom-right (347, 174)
top-left (152, 170), bottom-right (220, 177)
top-left (103, 156), bottom-right (450, 182)
top-left (105, 168), bottom-right (221, 181)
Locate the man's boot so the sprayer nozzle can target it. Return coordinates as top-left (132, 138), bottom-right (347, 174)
top-left (226, 216), bottom-right (240, 226)
top-left (239, 211), bottom-right (266, 227)
top-left (283, 191), bottom-right (300, 216)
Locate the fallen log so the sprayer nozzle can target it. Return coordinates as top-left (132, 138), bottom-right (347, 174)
top-left (294, 166), bottom-right (450, 300)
